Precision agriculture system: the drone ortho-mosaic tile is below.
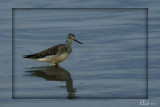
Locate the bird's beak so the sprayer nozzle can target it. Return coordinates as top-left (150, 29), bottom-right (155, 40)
top-left (74, 39), bottom-right (83, 44)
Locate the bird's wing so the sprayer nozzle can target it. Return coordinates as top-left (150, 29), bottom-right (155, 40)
top-left (23, 44), bottom-right (66, 59)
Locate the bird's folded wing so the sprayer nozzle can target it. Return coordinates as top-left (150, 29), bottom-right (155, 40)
top-left (24, 44), bottom-right (66, 59)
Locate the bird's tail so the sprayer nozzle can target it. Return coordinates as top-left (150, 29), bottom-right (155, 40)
top-left (23, 54), bottom-right (34, 58)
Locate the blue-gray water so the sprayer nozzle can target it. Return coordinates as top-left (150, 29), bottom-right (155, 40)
top-left (0, 1), bottom-right (160, 107)
top-left (13, 9), bottom-right (147, 99)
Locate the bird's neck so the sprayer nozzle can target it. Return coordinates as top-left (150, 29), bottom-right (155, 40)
top-left (66, 40), bottom-right (72, 52)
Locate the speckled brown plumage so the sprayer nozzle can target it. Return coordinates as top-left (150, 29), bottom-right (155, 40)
top-left (23, 44), bottom-right (67, 59)
top-left (23, 33), bottom-right (82, 65)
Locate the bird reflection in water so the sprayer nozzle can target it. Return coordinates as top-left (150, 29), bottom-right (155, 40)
top-left (25, 65), bottom-right (77, 99)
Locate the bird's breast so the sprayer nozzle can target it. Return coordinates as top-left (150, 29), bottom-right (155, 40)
top-left (55, 53), bottom-right (70, 63)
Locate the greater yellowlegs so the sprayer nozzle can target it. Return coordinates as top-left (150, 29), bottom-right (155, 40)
top-left (23, 33), bottom-right (82, 65)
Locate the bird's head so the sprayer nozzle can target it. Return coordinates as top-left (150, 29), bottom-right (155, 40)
top-left (67, 33), bottom-right (83, 44)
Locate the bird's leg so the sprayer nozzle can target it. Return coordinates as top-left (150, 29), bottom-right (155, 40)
top-left (51, 63), bottom-right (56, 66)
top-left (51, 63), bottom-right (59, 66)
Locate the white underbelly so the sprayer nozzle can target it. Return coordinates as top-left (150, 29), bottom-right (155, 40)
top-left (35, 53), bottom-right (70, 64)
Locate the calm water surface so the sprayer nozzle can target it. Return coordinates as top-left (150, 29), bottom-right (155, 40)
top-left (0, 1), bottom-right (160, 106)
top-left (13, 9), bottom-right (147, 99)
